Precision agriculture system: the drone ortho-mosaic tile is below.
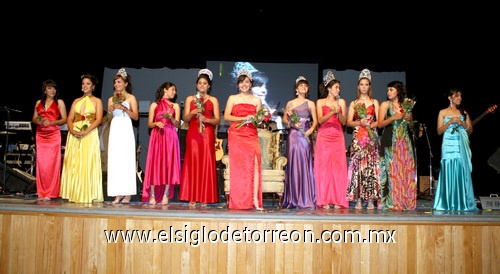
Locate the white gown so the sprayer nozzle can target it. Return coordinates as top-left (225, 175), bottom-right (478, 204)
top-left (107, 101), bottom-right (137, 197)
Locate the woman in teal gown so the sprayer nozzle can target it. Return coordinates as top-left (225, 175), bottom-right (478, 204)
top-left (433, 88), bottom-right (477, 211)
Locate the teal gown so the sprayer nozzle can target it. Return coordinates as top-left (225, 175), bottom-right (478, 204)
top-left (433, 116), bottom-right (478, 211)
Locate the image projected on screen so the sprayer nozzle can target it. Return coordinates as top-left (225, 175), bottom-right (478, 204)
top-left (206, 61), bottom-right (319, 132)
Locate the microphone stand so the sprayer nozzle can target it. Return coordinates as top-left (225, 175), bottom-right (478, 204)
top-left (422, 123), bottom-right (434, 197)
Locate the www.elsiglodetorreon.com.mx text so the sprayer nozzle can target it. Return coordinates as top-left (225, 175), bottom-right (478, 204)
top-left (104, 225), bottom-right (396, 247)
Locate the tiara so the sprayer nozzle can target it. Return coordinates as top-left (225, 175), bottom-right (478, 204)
top-left (359, 68), bottom-right (371, 81)
top-left (117, 68), bottom-right (128, 79)
top-left (323, 71), bottom-right (336, 86)
top-left (237, 68), bottom-right (253, 81)
top-left (295, 76), bottom-right (307, 84)
top-left (198, 68), bottom-right (213, 80)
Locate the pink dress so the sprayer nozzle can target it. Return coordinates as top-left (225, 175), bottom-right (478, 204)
top-left (227, 104), bottom-right (262, 209)
top-left (314, 105), bottom-right (349, 208)
top-left (35, 101), bottom-right (62, 198)
top-left (141, 98), bottom-right (181, 203)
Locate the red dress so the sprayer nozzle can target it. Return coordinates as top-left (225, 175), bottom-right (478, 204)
top-left (179, 99), bottom-right (219, 204)
top-left (227, 104), bottom-right (262, 209)
top-left (35, 101), bottom-right (62, 198)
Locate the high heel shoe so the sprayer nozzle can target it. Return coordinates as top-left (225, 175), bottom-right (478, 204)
top-left (149, 196), bottom-right (156, 205)
top-left (254, 199), bottom-right (264, 211)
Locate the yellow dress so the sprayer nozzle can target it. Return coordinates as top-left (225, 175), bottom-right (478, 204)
top-left (60, 96), bottom-right (103, 203)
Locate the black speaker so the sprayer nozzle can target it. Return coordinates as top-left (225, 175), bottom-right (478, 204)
top-left (0, 162), bottom-right (36, 194)
top-left (488, 147), bottom-right (500, 173)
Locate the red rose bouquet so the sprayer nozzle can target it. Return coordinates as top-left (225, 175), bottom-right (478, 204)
top-left (236, 106), bottom-right (271, 129)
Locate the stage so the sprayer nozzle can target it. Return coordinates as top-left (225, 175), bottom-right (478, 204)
top-left (1, 194), bottom-right (499, 222)
top-left (1, 193), bottom-right (499, 273)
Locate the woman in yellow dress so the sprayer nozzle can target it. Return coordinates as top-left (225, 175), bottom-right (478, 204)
top-left (60, 74), bottom-right (104, 203)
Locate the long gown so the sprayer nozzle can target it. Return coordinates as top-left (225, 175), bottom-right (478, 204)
top-left (60, 96), bottom-right (103, 203)
top-left (227, 103), bottom-right (262, 209)
top-left (282, 101), bottom-right (316, 209)
top-left (433, 116), bottom-right (477, 211)
top-left (107, 101), bottom-right (137, 198)
top-left (346, 104), bottom-right (380, 202)
top-left (179, 99), bottom-right (218, 204)
top-left (35, 101), bottom-right (62, 199)
top-left (314, 105), bottom-right (349, 208)
top-left (141, 98), bottom-right (181, 203)
top-left (379, 103), bottom-right (417, 210)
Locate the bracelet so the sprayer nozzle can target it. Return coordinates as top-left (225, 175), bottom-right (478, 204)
top-left (465, 124), bottom-right (470, 130)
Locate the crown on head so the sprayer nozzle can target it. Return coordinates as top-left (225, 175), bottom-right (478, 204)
top-left (323, 71), bottom-right (336, 86)
top-left (117, 68), bottom-right (128, 79)
top-left (296, 76), bottom-right (307, 84)
top-left (198, 68), bottom-right (213, 80)
top-left (359, 68), bottom-right (371, 81)
top-left (237, 68), bottom-right (253, 81)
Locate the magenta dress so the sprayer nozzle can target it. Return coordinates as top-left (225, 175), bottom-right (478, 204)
top-left (179, 99), bottom-right (219, 204)
top-left (282, 101), bottom-right (316, 209)
top-left (314, 105), bottom-right (349, 208)
top-left (35, 101), bottom-right (62, 198)
top-left (227, 104), bottom-right (262, 209)
top-left (141, 98), bottom-right (181, 203)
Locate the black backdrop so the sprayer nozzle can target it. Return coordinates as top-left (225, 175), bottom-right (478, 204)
top-left (2, 6), bottom-right (498, 196)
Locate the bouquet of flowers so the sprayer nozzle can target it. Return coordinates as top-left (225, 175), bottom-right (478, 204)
top-left (107, 91), bottom-right (126, 119)
top-left (401, 97), bottom-right (416, 114)
top-left (287, 108), bottom-right (310, 143)
top-left (236, 106), bottom-right (271, 129)
top-left (354, 102), bottom-right (375, 139)
top-left (194, 93), bottom-right (205, 133)
top-left (112, 91), bottom-right (125, 104)
top-left (400, 97), bottom-right (416, 127)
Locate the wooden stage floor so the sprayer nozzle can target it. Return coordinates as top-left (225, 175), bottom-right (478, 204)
top-left (2, 192), bottom-right (500, 273)
top-left (1, 193), bottom-right (499, 222)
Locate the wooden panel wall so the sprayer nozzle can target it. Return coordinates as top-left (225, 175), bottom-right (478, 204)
top-left (1, 211), bottom-right (499, 274)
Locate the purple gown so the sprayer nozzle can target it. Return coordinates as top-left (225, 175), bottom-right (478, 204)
top-left (282, 101), bottom-right (316, 209)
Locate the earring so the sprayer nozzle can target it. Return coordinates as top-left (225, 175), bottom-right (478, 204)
top-left (449, 99), bottom-right (452, 107)
top-left (295, 92), bottom-right (298, 96)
